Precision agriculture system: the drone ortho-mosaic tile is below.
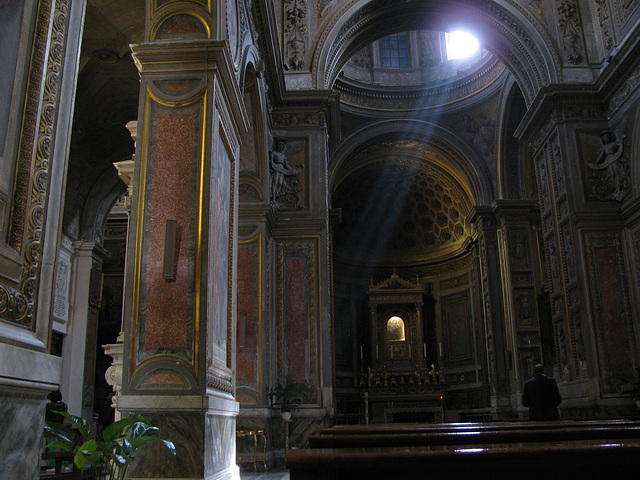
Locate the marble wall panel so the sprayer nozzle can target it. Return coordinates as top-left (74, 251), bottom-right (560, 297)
top-left (138, 102), bottom-right (203, 364)
top-left (585, 231), bottom-right (637, 391)
top-left (126, 412), bottom-right (205, 478)
top-left (237, 239), bottom-right (259, 390)
top-left (0, 391), bottom-right (45, 480)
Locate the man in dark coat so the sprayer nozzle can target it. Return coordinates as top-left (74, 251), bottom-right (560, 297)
top-left (523, 364), bottom-right (562, 420)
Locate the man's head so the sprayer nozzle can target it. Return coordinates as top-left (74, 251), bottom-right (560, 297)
top-left (533, 364), bottom-right (545, 376)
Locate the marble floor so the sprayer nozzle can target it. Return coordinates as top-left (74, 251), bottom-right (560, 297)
top-left (240, 469), bottom-right (290, 480)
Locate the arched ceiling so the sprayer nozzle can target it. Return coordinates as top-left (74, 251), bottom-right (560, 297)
top-left (332, 140), bottom-right (475, 266)
top-left (62, 0), bottom-right (144, 238)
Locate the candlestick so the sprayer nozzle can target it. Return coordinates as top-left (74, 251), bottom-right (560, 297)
top-left (423, 343), bottom-right (426, 359)
top-left (376, 345), bottom-right (379, 359)
top-left (360, 345), bottom-right (363, 361)
top-left (439, 342), bottom-right (443, 358)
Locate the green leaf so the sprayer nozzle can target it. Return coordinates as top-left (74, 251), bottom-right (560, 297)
top-left (74, 450), bottom-right (87, 469)
top-left (59, 411), bottom-right (91, 440)
top-left (44, 421), bottom-right (79, 445)
top-left (162, 439), bottom-right (177, 455)
top-left (131, 422), bottom-right (158, 437)
top-left (77, 439), bottom-right (97, 455)
top-left (102, 414), bottom-right (142, 442)
top-left (45, 439), bottom-right (75, 451)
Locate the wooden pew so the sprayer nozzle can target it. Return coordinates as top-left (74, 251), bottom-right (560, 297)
top-left (40, 431), bottom-right (83, 480)
top-left (289, 420), bottom-right (640, 480)
top-left (308, 420), bottom-right (640, 448)
top-left (286, 441), bottom-right (640, 480)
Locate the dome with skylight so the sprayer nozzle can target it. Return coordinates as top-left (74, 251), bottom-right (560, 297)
top-left (340, 30), bottom-right (487, 86)
top-left (336, 29), bottom-right (506, 113)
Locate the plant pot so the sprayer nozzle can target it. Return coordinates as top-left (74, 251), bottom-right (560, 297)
top-left (281, 411), bottom-right (292, 421)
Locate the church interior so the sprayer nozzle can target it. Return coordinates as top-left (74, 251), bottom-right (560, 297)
top-left (3, 1), bottom-right (640, 479)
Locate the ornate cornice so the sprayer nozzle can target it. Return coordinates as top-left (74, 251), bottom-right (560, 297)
top-left (336, 57), bottom-right (508, 113)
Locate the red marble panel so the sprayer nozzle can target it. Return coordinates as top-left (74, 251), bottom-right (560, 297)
top-left (286, 257), bottom-right (307, 384)
top-left (237, 242), bottom-right (257, 385)
top-left (596, 247), bottom-right (630, 374)
top-left (144, 108), bottom-right (197, 352)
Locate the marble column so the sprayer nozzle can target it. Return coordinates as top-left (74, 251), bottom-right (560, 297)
top-left (120, 2), bottom-right (247, 478)
top-left (60, 241), bottom-right (107, 419)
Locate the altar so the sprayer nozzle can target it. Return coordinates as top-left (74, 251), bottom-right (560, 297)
top-left (360, 272), bottom-right (446, 423)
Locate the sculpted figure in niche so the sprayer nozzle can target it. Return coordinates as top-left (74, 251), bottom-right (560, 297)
top-left (270, 138), bottom-right (304, 210)
top-left (587, 130), bottom-right (629, 201)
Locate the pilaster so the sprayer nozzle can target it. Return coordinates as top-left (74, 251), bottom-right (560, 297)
top-left (122, 5), bottom-right (247, 476)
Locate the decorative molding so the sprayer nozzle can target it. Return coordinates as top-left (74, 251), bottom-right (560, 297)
top-left (2, 0), bottom-right (68, 328)
top-left (336, 58), bottom-right (508, 112)
top-left (206, 372), bottom-right (234, 393)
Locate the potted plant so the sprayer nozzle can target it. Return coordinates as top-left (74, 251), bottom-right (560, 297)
top-left (44, 411), bottom-right (175, 480)
top-left (268, 383), bottom-right (303, 421)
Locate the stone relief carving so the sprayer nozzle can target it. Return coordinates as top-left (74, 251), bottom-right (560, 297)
top-left (609, 67), bottom-right (640, 115)
top-left (537, 153), bottom-right (551, 212)
top-left (552, 139), bottom-right (566, 194)
top-left (548, 237), bottom-right (560, 287)
top-left (573, 313), bottom-right (588, 373)
top-left (461, 112), bottom-right (495, 159)
top-left (285, 0), bottom-right (308, 70)
top-left (556, 1), bottom-right (584, 64)
top-left (618, 0), bottom-right (639, 24)
top-left (595, 0), bottom-right (614, 51)
top-left (563, 226), bottom-right (577, 280)
top-left (557, 321), bottom-right (570, 378)
top-left (586, 130), bottom-right (629, 201)
top-left (270, 138), bottom-right (305, 210)
top-left (272, 112), bottom-right (326, 127)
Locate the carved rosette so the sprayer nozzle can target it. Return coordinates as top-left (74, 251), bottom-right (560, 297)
top-left (2, 0), bottom-right (67, 329)
top-left (284, 0), bottom-right (308, 70)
